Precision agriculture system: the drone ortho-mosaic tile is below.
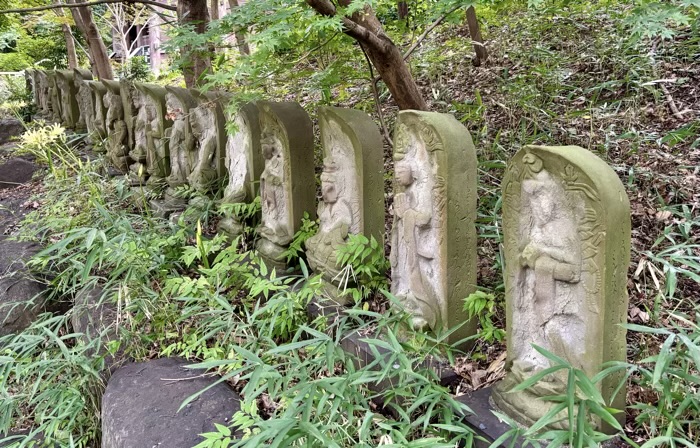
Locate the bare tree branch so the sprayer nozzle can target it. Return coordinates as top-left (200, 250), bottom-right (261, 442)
top-left (402, 4), bottom-right (462, 61)
top-left (359, 43), bottom-right (393, 147)
top-left (0, 0), bottom-right (177, 14)
top-left (305, 0), bottom-right (387, 51)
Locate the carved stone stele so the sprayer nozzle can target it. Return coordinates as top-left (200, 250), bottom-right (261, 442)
top-left (255, 102), bottom-right (315, 271)
top-left (120, 80), bottom-right (139, 154)
top-left (188, 90), bottom-right (227, 193)
top-left (73, 69), bottom-right (94, 133)
top-left (46, 71), bottom-right (62, 123)
top-left (218, 101), bottom-right (262, 239)
top-left (86, 80), bottom-right (108, 141)
top-left (492, 145), bottom-right (630, 432)
top-left (134, 83), bottom-right (172, 184)
top-left (164, 87), bottom-right (198, 191)
top-left (102, 80), bottom-right (131, 173)
top-left (55, 70), bottom-right (81, 129)
top-left (36, 71), bottom-right (52, 119)
top-left (305, 107), bottom-right (384, 302)
top-left (25, 69), bottom-right (37, 110)
top-left (390, 110), bottom-right (477, 349)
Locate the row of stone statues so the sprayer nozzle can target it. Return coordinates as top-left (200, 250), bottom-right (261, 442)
top-left (24, 68), bottom-right (630, 433)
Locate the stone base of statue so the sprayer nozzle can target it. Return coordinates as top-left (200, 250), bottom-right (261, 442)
top-left (218, 217), bottom-right (245, 242)
top-left (317, 280), bottom-right (356, 306)
top-left (492, 365), bottom-right (569, 430)
top-left (256, 238), bottom-right (288, 273)
top-left (148, 187), bottom-right (188, 219)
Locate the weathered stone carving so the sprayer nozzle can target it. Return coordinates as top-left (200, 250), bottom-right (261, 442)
top-left (86, 81), bottom-right (108, 141)
top-left (390, 111), bottom-right (477, 348)
top-left (25, 69), bottom-right (36, 106)
top-left (35, 71), bottom-right (51, 119)
top-left (134, 83), bottom-right (172, 184)
top-left (255, 102), bottom-right (315, 270)
top-left (120, 80), bottom-right (139, 152)
top-left (493, 145), bottom-right (630, 431)
top-left (46, 71), bottom-right (62, 123)
top-left (305, 107), bottom-right (384, 301)
top-left (164, 87), bottom-right (198, 191)
top-left (73, 69), bottom-right (94, 134)
top-left (103, 80), bottom-right (130, 172)
top-left (55, 70), bottom-right (81, 129)
top-left (188, 91), bottom-right (226, 193)
top-left (152, 87), bottom-right (199, 214)
top-left (128, 86), bottom-right (152, 183)
top-left (218, 101), bottom-right (262, 239)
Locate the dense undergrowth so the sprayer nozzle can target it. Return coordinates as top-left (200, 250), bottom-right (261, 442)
top-left (1, 0), bottom-right (699, 446)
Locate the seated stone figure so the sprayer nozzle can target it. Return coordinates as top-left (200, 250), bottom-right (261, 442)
top-left (258, 130), bottom-right (288, 245)
top-left (188, 104), bottom-right (219, 193)
top-left (306, 160), bottom-right (353, 280)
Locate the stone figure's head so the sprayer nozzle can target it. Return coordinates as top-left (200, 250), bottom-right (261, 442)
top-left (165, 93), bottom-right (183, 120)
top-left (524, 179), bottom-right (558, 225)
top-left (261, 130), bottom-right (278, 160)
top-left (394, 156), bottom-right (414, 187)
top-left (523, 150), bottom-right (544, 176)
top-left (320, 160), bottom-right (339, 204)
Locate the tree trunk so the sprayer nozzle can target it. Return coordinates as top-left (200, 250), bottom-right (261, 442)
top-left (54, 4), bottom-right (79, 68)
top-left (177, 0), bottom-right (213, 87)
top-left (62, 24), bottom-right (79, 69)
top-left (307, 0), bottom-right (427, 111)
top-left (227, 0), bottom-right (250, 56)
top-left (466, 6), bottom-right (487, 67)
top-left (209, 0), bottom-right (219, 20)
top-left (397, 1), bottom-right (408, 20)
top-left (67, 0), bottom-right (114, 79)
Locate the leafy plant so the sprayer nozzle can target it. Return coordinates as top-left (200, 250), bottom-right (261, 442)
top-left (281, 212), bottom-right (318, 264)
top-left (463, 290), bottom-right (505, 344)
top-left (334, 233), bottom-right (389, 302)
top-left (494, 345), bottom-right (627, 448)
top-left (118, 56), bottom-right (153, 82)
top-left (625, 316), bottom-right (700, 446)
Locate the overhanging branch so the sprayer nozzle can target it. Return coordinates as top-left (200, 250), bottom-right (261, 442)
top-left (0, 0), bottom-right (177, 14)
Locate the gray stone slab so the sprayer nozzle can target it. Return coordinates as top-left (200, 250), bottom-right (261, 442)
top-left (102, 357), bottom-right (242, 448)
top-left (0, 158), bottom-right (37, 189)
top-left (0, 119), bottom-right (24, 145)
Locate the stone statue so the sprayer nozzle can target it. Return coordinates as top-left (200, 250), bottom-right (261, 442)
top-left (36, 71), bottom-right (51, 119)
top-left (46, 71), bottom-right (62, 123)
top-left (151, 87), bottom-right (199, 216)
top-left (25, 69), bottom-right (36, 108)
top-left (164, 87), bottom-right (198, 190)
top-left (493, 145), bottom-right (631, 432)
top-left (135, 83), bottom-right (172, 184)
top-left (86, 81), bottom-right (108, 141)
top-left (305, 107), bottom-right (384, 302)
top-left (188, 96), bottom-right (221, 193)
top-left (73, 69), bottom-right (94, 133)
top-left (129, 87), bottom-right (151, 183)
top-left (55, 70), bottom-right (80, 129)
top-left (218, 101), bottom-right (262, 239)
top-left (390, 111), bottom-right (477, 349)
top-left (255, 102), bottom-right (315, 271)
top-left (103, 81), bottom-right (130, 173)
top-left (120, 80), bottom-right (139, 153)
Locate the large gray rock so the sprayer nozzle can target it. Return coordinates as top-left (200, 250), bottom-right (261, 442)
top-left (0, 158), bottom-right (37, 189)
top-left (102, 357), bottom-right (242, 448)
top-left (0, 237), bottom-right (51, 338)
top-left (0, 118), bottom-right (24, 145)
